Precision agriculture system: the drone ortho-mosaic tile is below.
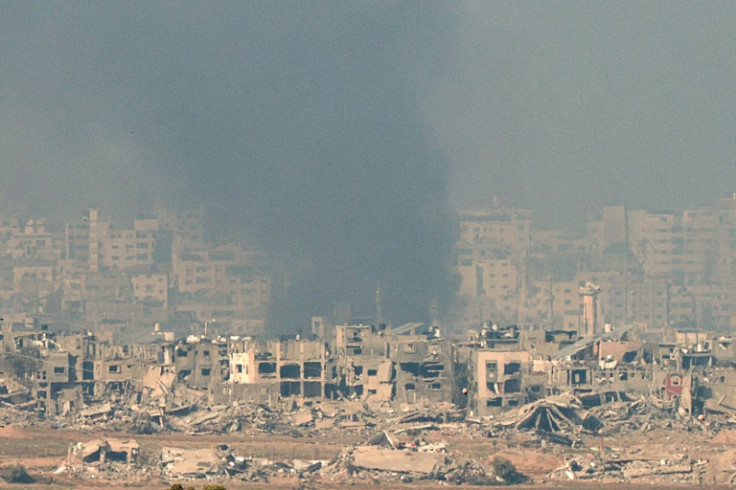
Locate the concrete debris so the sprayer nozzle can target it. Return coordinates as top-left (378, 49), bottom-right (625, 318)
top-left (350, 446), bottom-right (440, 473)
top-left (160, 446), bottom-right (224, 478)
top-left (79, 402), bottom-right (112, 419)
top-left (8, 323), bottom-right (736, 485)
top-left (68, 438), bottom-right (139, 465)
top-left (27, 387), bottom-right (736, 486)
top-left (291, 409), bottom-right (314, 426)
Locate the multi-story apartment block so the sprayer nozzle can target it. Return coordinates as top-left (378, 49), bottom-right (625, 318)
top-left (458, 258), bottom-right (519, 298)
top-left (6, 219), bottom-right (57, 260)
top-left (131, 273), bottom-right (168, 306)
top-left (154, 205), bottom-right (206, 252)
top-left (63, 209), bottom-right (158, 273)
top-left (172, 244), bottom-right (270, 335)
top-left (454, 208), bottom-right (533, 329)
top-left (458, 208), bottom-right (533, 252)
top-left (99, 218), bottom-right (158, 271)
top-left (229, 337), bottom-right (331, 401)
top-left (551, 281), bottom-right (582, 331)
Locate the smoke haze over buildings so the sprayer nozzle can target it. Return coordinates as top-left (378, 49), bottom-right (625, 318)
top-left (0, 3), bottom-right (456, 329)
top-left (421, 3), bottom-right (736, 228)
top-left (1, 2), bottom-right (735, 329)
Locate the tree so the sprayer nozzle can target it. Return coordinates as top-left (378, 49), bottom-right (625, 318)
top-left (0, 464), bottom-right (34, 484)
top-left (492, 456), bottom-right (527, 484)
top-left (1, 346), bottom-right (41, 386)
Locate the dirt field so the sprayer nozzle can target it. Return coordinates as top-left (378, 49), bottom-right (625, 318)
top-left (1, 423), bottom-right (735, 489)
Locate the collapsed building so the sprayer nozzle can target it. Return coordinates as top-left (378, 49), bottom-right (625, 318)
top-left (334, 323), bottom-right (454, 404)
top-left (5, 314), bottom-right (736, 428)
top-left (458, 324), bottom-right (543, 415)
top-left (0, 319), bottom-right (459, 415)
top-left (229, 337), bottom-right (331, 401)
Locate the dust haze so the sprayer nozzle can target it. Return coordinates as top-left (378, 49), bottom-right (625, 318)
top-left (1, 2), bottom-right (735, 328)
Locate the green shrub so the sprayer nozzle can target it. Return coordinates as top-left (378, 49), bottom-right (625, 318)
top-left (492, 456), bottom-right (527, 484)
top-left (0, 464), bottom-right (34, 484)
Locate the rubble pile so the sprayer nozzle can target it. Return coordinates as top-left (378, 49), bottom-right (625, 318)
top-left (321, 440), bottom-right (494, 485)
top-left (3, 388), bottom-right (732, 486)
top-left (511, 393), bottom-right (600, 445)
top-left (7, 321), bottom-right (736, 486)
top-left (549, 448), bottom-right (706, 484)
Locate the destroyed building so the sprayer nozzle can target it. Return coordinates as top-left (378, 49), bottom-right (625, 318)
top-left (335, 323), bottom-right (392, 400)
top-left (393, 328), bottom-right (454, 405)
top-left (460, 324), bottom-right (536, 415)
top-left (333, 323), bottom-right (454, 404)
top-left (229, 336), bottom-right (331, 401)
top-left (8, 315), bottom-right (736, 445)
top-left (454, 323), bottom-right (549, 415)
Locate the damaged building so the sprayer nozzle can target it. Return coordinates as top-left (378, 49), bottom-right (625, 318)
top-left (392, 324), bottom-right (454, 405)
top-left (460, 324), bottom-right (535, 415)
top-left (229, 336), bottom-right (332, 401)
top-left (334, 323), bottom-right (454, 405)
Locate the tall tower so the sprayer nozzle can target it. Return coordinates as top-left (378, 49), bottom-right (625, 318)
top-left (579, 282), bottom-right (601, 337)
top-left (375, 281), bottom-right (383, 326)
top-left (429, 298), bottom-right (439, 327)
top-left (88, 208), bottom-right (99, 272)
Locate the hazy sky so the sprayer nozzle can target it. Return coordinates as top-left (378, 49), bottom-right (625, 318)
top-left (1, 2), bottom-right (734, 326)
top-left (424, 2), bottom-right (736, 226)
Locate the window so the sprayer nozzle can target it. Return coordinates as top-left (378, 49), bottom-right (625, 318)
top-left (486, 398), bottom-right (503, 407)
top-left (108, 365), bottom-right (119, 373)
top-left (53, 367), bottom-right (65, 374)
top-left (258, 362), bottom-right (276, 375)
top-left (304, 362), bottom-right (322, 379)
top-left (504, 362), bottom-right (521, 375)
top-left (280, 364), bottom-right (301, 379)
top-left (201, 368), bottom-right (211, 376)
top-left (402, 343), bottom-right (416, 353)
top-left (400, 362), bottom-right (420, 376)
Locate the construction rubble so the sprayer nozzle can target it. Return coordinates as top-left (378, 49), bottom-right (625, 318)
top-left (1, 389), bottom-right (725, 486)
top-left (5, 322), bottom-right (736, 485)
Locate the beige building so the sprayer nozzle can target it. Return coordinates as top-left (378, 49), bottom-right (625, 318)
top-left (6, 219), bottom-right (57, 260)
top-left (458, 208), bottom-right (533, 251)
top-left (551, 281), bottom-right (582, 331)
top-left (172, 243), bottom-right (270, 335)
top-left (131, 273), bottom-right (168, 306)
top-left (99, 219), bottom-right (158, 271)
top-left (473, 349), bottom-right (532, 415)
top-left (457, 258), bottom-right (518, 298)
top-left (229, 338), bottom-right (330, 400)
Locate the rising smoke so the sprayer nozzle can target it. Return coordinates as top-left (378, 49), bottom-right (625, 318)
top-left (0, 3), bottom-right (459, 332)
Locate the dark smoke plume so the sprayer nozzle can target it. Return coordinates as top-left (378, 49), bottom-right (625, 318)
top-left (168, 4), bottom-right (459, 331)
top-left (0, 3), bottom-right (458, 332)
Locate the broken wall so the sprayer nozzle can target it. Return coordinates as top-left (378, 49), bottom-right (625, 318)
top-left (474, 349), bottom-right (531, 415)
top-left (393, 337), bottom-right (453, 405)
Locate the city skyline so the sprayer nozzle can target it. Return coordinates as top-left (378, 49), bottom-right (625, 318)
top-left (2, 2), bottom-right (735, 331)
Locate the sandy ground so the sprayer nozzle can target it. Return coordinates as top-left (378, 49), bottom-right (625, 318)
top-left (1, 423), bottom-right (735, 488)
